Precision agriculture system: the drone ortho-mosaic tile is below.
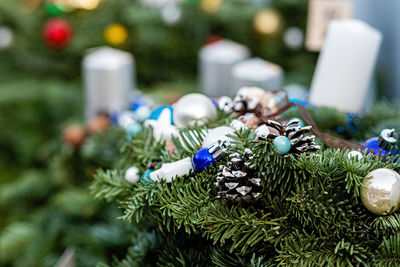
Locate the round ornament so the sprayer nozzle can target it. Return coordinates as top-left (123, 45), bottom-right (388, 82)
top-left (134, 106), bottom-right (151, 122)
top-left (253, 9), bottom-right (282, 36)
top-left (125, 166), bottom-right (140, 184)
top-left (193, 148), bottom-right (216, 172)
top-left (117, 111), bottom-right (136, 128)
top-left (201, 126), bottom-right (234, 148)
top-left (363, 129), bottom-right (399, 156)
top-left (173, 93), bottom-right (217, 127)
top-left (104, 23), bottom-right (128, 46)
top-left (361, 168), bottom-right (400, 215)
top-left (0, 26), bottom-right (14, 49)
top-left (126, 122), bottom-right (142, 141)
top-left (87, 114), bottom-right (110, 133)
top-left (46, 1), bottom-right (66, 16)
top-left (42, 18), bottom-right (73, 48)
top-left (200, 0), bottom-right (223, 14)
top-left (273, 136), bottom-right (291, 155)
top-left (218, 96), bottom-right (233, 113)
top-left (141, 169), bottom-right (154, 183)
top-left (161, 3), bottom-right (181, 25)
top-left (283, 27), bottom-right (304, 50)
top-left (63, 125), bottom-right (87, 147)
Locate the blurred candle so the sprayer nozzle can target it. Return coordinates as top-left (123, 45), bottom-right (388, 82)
top-left (83, 47), bottom-right (136, 119)
top-left (231, 57), bottom-right (283, 92)
top-left (199, 39), bottom-right (250, 97)
top-left (309, 20), bottom-right (382, 113)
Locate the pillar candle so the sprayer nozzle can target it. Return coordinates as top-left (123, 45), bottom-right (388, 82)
top-left (199, 39), bottom-right (250, 97)
top-left (231, 57), bottom-right (283, 92)
top-left (83, 47), bottom-right (136, 119)
top-left (309, 20), bottom-right (382, 113)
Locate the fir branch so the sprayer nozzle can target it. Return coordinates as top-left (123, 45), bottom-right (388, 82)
top-left (90, 170), bottom-right (132, 202)
top-left (373, 232), bottom-right (400, 266)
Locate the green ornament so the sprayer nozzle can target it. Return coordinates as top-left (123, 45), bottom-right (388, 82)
top-left (46, 2), bottom-right (64, 16)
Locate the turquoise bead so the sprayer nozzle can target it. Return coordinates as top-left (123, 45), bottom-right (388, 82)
top-left (126, 122), bottom-right (142, 141)
top-left (135, 106), bottom-right (151, 122)
top-left (273, 136), bottom-right (291, 155)
top-left (140, 169), bottom-right (154, 184)
top-left (291, 117), bottom-right (305, 127)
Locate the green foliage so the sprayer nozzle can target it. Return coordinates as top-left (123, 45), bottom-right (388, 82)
top-left (91, 100), bottom-right (400, 266)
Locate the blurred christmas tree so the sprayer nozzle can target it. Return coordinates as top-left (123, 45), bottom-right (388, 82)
top-left (0, 70), bottom-right (135, 266)
top-left (0, 0), bottom-right (316, 85)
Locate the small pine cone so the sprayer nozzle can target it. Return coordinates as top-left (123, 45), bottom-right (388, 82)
top-left (215, 149), bottom-right (262, 203)
top-left (256, 119), bottom-right (320, 154)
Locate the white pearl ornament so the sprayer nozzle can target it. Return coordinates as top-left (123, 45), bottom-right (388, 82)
top-left (125, 166), bottom-right (140, 184)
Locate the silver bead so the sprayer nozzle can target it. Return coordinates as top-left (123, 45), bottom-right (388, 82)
top-left (218, 96), bottom-right (233, 113)
top-left (361, 168), bottom-right (400, 215)
top-left (173, 93), bottom-right (217, 127)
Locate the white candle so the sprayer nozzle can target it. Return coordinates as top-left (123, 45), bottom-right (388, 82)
top-left (309, 20), bottom-right (382, 113)
top-left (83, 47), bottom-right (136, 119)
top-left (199, 39), bottom-right (250, 97)
top-left (231, 57), bottom-right (283, 92)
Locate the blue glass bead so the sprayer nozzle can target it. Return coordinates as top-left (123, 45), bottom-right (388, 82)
top-left (131, 96), bottom-right (147, 111)
top-left (126, 122), bottom-right (142, 141)
top-left (363, 137), bottom-right (399, 156)
top-left (336, 126), bottom-right (345, 133)
top-left (140, 169), bottom-right (154, 184)
top-left (291, 117), bottom-right (304, 127)
top-left (135, 106), bottom-right (151, 122)
top-left (192, 148), bottom-right (216, 172)
top-left (273, 136), bottom-right (291, 155)
top-left (149, 105), bottom-right (174, 124)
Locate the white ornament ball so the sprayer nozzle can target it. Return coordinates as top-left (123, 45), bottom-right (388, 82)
top-left (202, 126), bottom-right (235, 148)
top-left (161, 3), bottom-right (181, 25)
top-left (0, 26), bottom-right (14, 49)
top-left (118, 111), bottom-right (137, 129)
top-left (283, 27), bottom-right (304, 50)
top-left (173, 93), bottom-right (217, 127)
top-left (347, 151), bottom-right (363, 161)
top-left (125, 166), bottom-right (140, 184)
top-left (135, 105), bottom-right (151, 122)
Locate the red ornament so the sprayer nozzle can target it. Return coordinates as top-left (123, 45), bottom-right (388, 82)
top-left (205, 35), bottom-right (222, 45)
top-left (42, 18), bottom-right (73, 48)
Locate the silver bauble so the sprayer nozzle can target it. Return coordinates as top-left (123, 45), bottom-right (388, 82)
top-left (173, 93), bottom-right (217, 127)
top-left (361, 168), bottom-right (400, 215)
top-left (201, 126), bottom-right (235, 148)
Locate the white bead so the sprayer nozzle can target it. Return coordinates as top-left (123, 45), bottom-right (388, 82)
top-left (118, 111), bottom-right (137, 129)
top-left (218, 96), bottom-right (233, 113)
top-left (125, 166), bottom-right (140, 184)
top-left (348, 151), bottom-right (363, 161)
